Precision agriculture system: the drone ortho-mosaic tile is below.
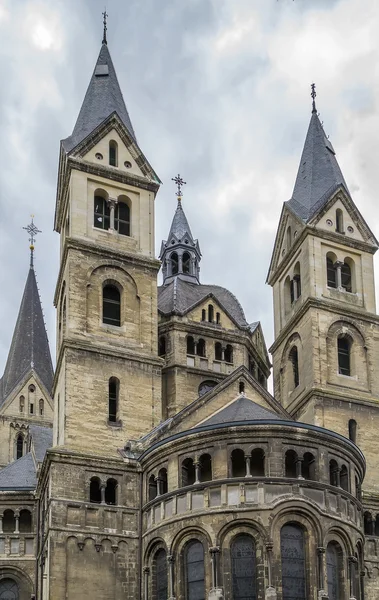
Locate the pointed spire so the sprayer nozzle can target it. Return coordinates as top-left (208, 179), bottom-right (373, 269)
top-left (159, 177), bottom-right (201, 285)
top-left (62, 37), bottom-right (136, 153)
top-left (0, 245), bottom-right (54, 404)
top-left (287, 87), bottom-right (349, 222)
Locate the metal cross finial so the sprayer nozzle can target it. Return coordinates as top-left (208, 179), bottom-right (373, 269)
top-left (102, 9), bottom-right (108, 45)
top-left (23, 216), bottom-right (41, 268)
top-left (171, 174), bottom-right (186, 200)
top-left (311, 83), bottom-right (317, 113)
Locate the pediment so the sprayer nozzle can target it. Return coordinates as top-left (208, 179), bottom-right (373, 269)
top-left (267, 204), bottom-right (305, 284)
top-left (83, 128), bottom-right (144, 179)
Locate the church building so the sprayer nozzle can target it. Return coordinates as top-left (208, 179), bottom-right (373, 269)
top-left (0, 21), bottom-right (377, 600)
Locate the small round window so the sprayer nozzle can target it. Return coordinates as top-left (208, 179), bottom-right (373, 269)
top-left (124, 161), bottom-right (132, 169)
top-left (347, 226), bottom-right (354, 233)
top-left (95, 152), bottom-right (103, 160)
top-left (28, 384), bottom-right (35, 393)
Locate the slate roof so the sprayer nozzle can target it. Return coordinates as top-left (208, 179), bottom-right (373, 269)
top-left (158, 278), bottom-right (248, 329)
top-left (287, 110), bottom-right (349, 222)
top-left (29, 425), bottom-right (53, 463)
top-left (167, 200), bottom-right (194, 245)
top-left (0, 453), bottom-right (37, 490)
top-left (199, 396), bottom-right (284, 427)
top-left (0, 267), bottom-right (54, 404)
top-left (62, 43), bottom-right (136, 153)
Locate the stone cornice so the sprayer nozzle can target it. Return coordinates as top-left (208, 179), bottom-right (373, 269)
top-left (54, 237), bottom-right (160, 305)
top-left (288, 387), bottom-right (379, 420)
top-left (269, 296), bottom-right (379, 354)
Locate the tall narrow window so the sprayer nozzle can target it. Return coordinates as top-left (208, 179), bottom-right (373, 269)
top-left (19, 396), bottom-right (25, 413)
top-left (105, 478), bottom-right (117, 505)
top-left (250, 448), bottom-right (265, 476)
top-left (287, 226), bottom-right (292, 249)
top-left (89, 477), bottom-right (101, 503)
top-left (208, 304), bottom-right (214, 322)
top-left (327, 257), bottom-right (337, 288)
top-left (225, 344), bottom-right (233, 363)
top-left (340, 465), bottom-right (349, 491)
top-left (158, 336), bottom-right (166, 357)
top-left (39, 399), bottom-right (44, 416)
top-left (294, 262), bottom-right (301, 299)
top-left (338, 336), bottom-right (351, 376)
top-left (109, 140), bottom-right (118, 166)
top-left (215, 342), bottom-right (222, 361)
top-left (16, 434), bottom-right (23, 460)
top-left (289, 346), bottom-right (299, 389)
top-left (281, 524), bottom-right (306, 600)
top-left (183, 252), bottom-right (191, 274)
top-left (108, 378), bottom-right (118, 423)
top-left (182, 458), bottom-right (196, 487)
top-left (155, 549), bottom-right (168, 600)
top-left (197, 339), bottom-right (206, 357)
top-left (290, 279), bottom-right (295, 304)
top-left (216, 312), bottom-right (221, 325)
top-left (302, 452), bottom-right (316, 480)
top-left (19, 510), bottom-right (32, 533)
top-left (3, 511), bottom-right (15, 533)
top-left (171, 252), bottom-right (179, 275)
top-left (94, 196), bottom-right (110, 230)
top-left (199, 454), bottom-right (212, 482)
top-left (285, 450), bottom-right (297, 478)
top-left (103, 285), bottom-right (121, 326)
top-left (187, 336), bottom-right (195, 355)
top-left (341, 262), bottom-right (352, 292)
top-left (185, 541), bottom-right (205, 600)
top-left (327, 542), bottom-right (343, 600)
top-left (115, 202), bottom-right (130, 236)
top-left (336, 208), bottom-right (344, 233)
top-left (231, 449), bottom-right (246, 478)
top-left (201, 309), bottom-right (206, 321)
top-left (349, 419), bottom-right (357, 443)
top-left (231, 534), bottom-right (257, 600)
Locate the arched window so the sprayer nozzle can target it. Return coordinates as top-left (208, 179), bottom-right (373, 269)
top-left (187, 336), bottom-right (195, 355)
top-left (239, 381), bottom-right (245, 394)
top-left (3, 511), bottom-right (15, 533)
top-left (94, 196), bottom-right (110, 230)
top-left (281, 524), bottom-right (306, 600)
top-left (198, 381), bottom-right (217, 397)
top-left (208, 304), bottom-right (214, 323)
top-left (231, 534), bottom-right (257, 600)
top-left (182, 458), bottom-right (196, 487)
top-left (349, 419), bottom-right (357, 443)
top-left (327, 257), bottom-right (337, 288)
top-left (293, 262), bottom-right (301, 299)
top-left (285, 450), bottom-right (297, 478)
top-left (201, 309), bottom-right (206, 321)
top-left (39, 399), bottom-right (44, 416)
top-left (336, 208), bottom-right (344, 233)
top-left (0, 580), bottom-right (19, 598)
top-left (16, 434), bottom-right (24, 460)
top-left (302, 452), bottom-right (316, 480)
top-left (183, 252), bottom-right (191, 274)
top-left (19, 510), bottom-right (32, 533)
top-left (108, 377), bottom-right (119, 423)
top-left (197, 339), bottom-right (206, 357)
top-left (171, 252), bottom-right (179, 276)
top-left (185, 541), bottom-right (205, 600)
top-left (329, 459), bottom-right (339, 487)
top-left (114, 202), bottom-right (130, 236)
top-left (199, 454), bottom-right (212, 482)
top-left (109, 140), bottom-right (118, 166)
top-left (327, 542), bottom-right (344, 600)
top-left (148, 475), bottom-right (157, 501)
top-left (155, 548), bottom-right (168, 600)
top-left (90, 477), bottom-right (102, 503)
top-left (287, 226), bottom-right (292, 249)
top-left (340, 465), bottom-right (349, 491)
top-left (158, 336), bottom-right (166, 357)
top-left (224, 344), bottom-right (233, 363)
top-left (338, 336), bottom-right (351, 376)
top-left (216, 312), bottom-right (221, 325)
top-left (289, 346), bottom-right (299, 389)
top-left (215, 342), bottom-right (222, 361)
top-left (231, 449), bottom-right (246, 478)
top-left (158, 468), bottom-right (168, 495)
top-left (250, 448), bottom-right (265, 476)
top-left (19, 396), bottom-right (25, 413)
top-left (364, 512), bottom-right (372, 535)
top-left (341, 261), bottom-right (352, 292)
top-left (103, 284), bottom-right (121, 326)
top-left (105, 478), bottom-right (117, 505)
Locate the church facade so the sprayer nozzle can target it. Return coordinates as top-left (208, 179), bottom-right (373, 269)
top-left (0, 27), bottom-right (378, 600)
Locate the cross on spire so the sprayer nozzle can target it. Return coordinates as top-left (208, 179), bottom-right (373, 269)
top-left (171, 174), bottom-right (186, 200)
top-left (23, 216), bottom-right (41, 268)
top-left (102, 9), bottom-right (108, 45)
top-left (311, 82), bottom-right (317, 113)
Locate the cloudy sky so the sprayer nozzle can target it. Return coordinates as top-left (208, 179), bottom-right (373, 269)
top-left (0, 0), bottom-right (378, 377)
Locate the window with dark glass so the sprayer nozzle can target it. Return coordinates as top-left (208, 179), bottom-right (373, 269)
top-left (185, 540), bottom-right (205, 600)
top-left (285, 450), bottom-right (297, 478)
top-left (19, 510), bottom-right (32, 533)
top-left (338, 337), bottom-right (351, 376)
top-left (94, 196), bottom-right (110, 230)
top-left (231, 449), bottom-right (246, 478)
top-left (158, 468), bottom-right (168, 495)
top-left (199, 454), bottom-right (212, 482)
top-left (197, 339), bottom-right (206, 357)
top-left (109, 141), bottom-right (118, 166)
top-left (155, 548), bottom-right (168, 600)
top-left (187, 336), bottom-right (195, 355)
top-left (115, 202), bottom-right (130, 236)
top-left (90, 477), bottom-right (101, 503)
top-left (103, 285), bottom-right (121, 326)
top-left (201, 309), bottom-right (206, 321)
top-left (289, 346), bottom-right (299, 389)
top-left (302, 452), bottom-right (315, 480)
top-left (108, 378), bottom-right (118, 422)
top-left (327, 543), bottom-right (343, 600)
top-left (231, 534), bottom-right (257, 600)
top-left (183, 252), bottom-right (191, 274)
top-left (225, 344), bottom-right (233, 363)
top-left (182, 458), bottom-right (196, 487)
top-left (281, 524), bottom-right (306, 600)
top-left (16, 434), bottom-right (23, 460)
top-left (208, 304), bottom-right (214, 322)
top-left (349, 419), bottom-right (357, 443)
top-left (3, 511), bottom-right (15, 533)
top-left (340, 465), bottom-right (349, 491)
top-left (250, 448), bottom-right (265, 476)
top-left (215, 342), bottom-right (222, 361)
top-left (290, 280), bottom-right (295, 304)
top-left (341, 262), bottom-right (352, 292)
top-left (105, 478), bottom-right (117, 505)
top-left (327, 257), bottom-right (337, 288)
top-left (149, 475), bottom-right (157, 501)
top-left (158, 336), bottom-right (166, 357)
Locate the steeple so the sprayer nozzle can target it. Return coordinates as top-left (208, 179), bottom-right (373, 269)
top-left (287, 85), bottom-right (349, 222)
top-left (62, 36), bottom-right (136, 153)
top-left (159, 176), bottom-right (201, 285)
top-left (0, 225), bottom-right (53, 403)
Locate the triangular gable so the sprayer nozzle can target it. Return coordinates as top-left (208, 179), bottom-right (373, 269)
top-left (267, 203), bottom-right (305, 284)
top-left (0, 371), bottom-right (53, 417)
top-left (250, 322), bottom-right (270, 366)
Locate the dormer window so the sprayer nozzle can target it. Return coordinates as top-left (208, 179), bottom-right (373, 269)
top-left (109, 140), bottom-right (118, 167)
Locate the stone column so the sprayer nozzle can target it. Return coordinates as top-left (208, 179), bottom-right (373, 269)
top-left (108, 198), bottom-right (117, 231)
top-left (266, 542), bottom-right (274, 589)
top-left (168, 555), bottom-right (175, 600)
top-left (0, 515), bottom-right (3, 534)
top-left (156, 478), bottom-right (162, 497)
top-left (143, 566), bottom-right (150, 600)
top-left (178, 254), bottom-right (183, 273)
top-left (349, 556), bottom-right (357, 599)
top-left (296, 458), bottom-right (304, 480)
top-left (221, 348), bottom-right (225, 361)
top-left (100, 484), bottom-right (106, 505)
top-left (371, 516), bottom-right (376, 536)
top-left (209, 547), bottom-right (220, 588)
top-left (15, 514), bottom-right (19, 534)
top-left (245, 455), bottom-right (251, 478)
top-left (317, 547), bottom-right (326, 596)
top-left (336, 261), bottom-right (343, 289)
top-left (335, 467), bottom-right (341, 488)
top-left (194, 461), bottom-right (201, 485)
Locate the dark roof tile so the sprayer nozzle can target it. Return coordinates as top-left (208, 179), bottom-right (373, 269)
top-left (199, 396), bottom-right (284, 427)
